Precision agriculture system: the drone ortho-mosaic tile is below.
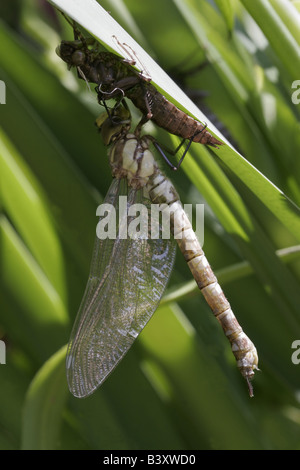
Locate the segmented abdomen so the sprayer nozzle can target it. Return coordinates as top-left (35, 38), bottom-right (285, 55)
top-left (147, 172), bottom-right (258, 396)
top-left (127, 83), bottom-right (222, 147)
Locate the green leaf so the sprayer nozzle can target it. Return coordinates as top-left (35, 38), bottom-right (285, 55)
top-left (21, 345), bottom-right (68, 450)
top-left (0, 129), bottom-right (67, 298)
top-left (240, 0), bottom-right (300, 81)
top-left (269, 0), bottom-right (300, 46)
top-left (139, 303), bottom-right (262, 449)
top-left (0, 216), bottom-right (68, 360)
top-left (213, 0), bottom-right (236, 33)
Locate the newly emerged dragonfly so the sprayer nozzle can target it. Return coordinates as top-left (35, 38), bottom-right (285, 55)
top-left (56, 18), bottom-right (223, 148)
top-left (66, 105), bottom-right (258, 398)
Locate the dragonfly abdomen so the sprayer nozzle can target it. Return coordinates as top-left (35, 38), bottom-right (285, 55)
top-left (147, 170), bottom-right (258, 395)
top-left (189, 254), bottom-right (258, 390)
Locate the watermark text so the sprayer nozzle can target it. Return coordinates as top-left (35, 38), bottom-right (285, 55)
top-left (291, 339), bottom-right (300, 364)
top-left (96, 197), bottom-right (204, 247)
top-left (0, 80), bottom-right (6, 104)
top-left (0, 340), bottom-right (6, 364)
top-left (291, 80), bottom-right (300, 105)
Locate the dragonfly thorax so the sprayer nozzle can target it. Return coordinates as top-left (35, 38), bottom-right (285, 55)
top-left (109, 134), bottom-right (158, 189)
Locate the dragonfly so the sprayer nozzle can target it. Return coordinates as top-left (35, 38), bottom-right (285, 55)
top-left (56, 17), bottom-right (223, 149)
top-left (66, 105), bottom-right (258, 398)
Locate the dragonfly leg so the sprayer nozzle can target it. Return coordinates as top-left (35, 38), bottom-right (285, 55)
top-left (143, 134), bottom-right (188, 171)
top-left (191, 123), bottom-right (208, 144)
top-left (97, 93), bottom-right (130, 127)
top-left (96, 83), bottom-right (125, 101)
top-left (97, 96), bottom-right (115, 121)
top-left (96, 84), bottom-right (126, 122)
top-left (112, 35), bottom-right (136, 66)
top-left (112, 35), bottom-right (152, 81)
top-left (151, 140), bottom-right (178, 170)
top-left (142, 130), bottom-right (206, 170)
top-left (58, 11), bottom-right (78, 38)
top-left (96, 76), bottom-right (140, 107)
top-left (142, 83), bottom-right (154, 119)
top-left (58, 11), bottom-right (95, 49)
top-left (172, 124), bottom-right (209, 168)
top-left (166, 122), bottom-right (209, 158)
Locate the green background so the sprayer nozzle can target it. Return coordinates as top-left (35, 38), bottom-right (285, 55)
top-left (1, 0), bottom-right (300, 450)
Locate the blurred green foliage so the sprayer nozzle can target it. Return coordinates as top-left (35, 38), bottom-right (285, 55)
top-left (1, 0), bottom-right (300, 450)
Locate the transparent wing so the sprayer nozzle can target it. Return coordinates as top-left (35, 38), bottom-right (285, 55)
top-left (66, 178), bottom-right (176, 398)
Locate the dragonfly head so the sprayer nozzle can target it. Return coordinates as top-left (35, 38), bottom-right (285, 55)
top-left (56, 40), bottom-right (87, 69)
top-left (95, 106), bottom-right (132, 146)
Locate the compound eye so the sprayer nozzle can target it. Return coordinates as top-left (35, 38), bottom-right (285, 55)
top-left (72, 50), bottom-right (85, 66)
